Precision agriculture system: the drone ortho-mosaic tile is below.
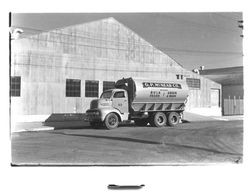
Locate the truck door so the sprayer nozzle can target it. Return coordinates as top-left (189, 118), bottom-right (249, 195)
top-left (112, 91), bottom-right (129, 114)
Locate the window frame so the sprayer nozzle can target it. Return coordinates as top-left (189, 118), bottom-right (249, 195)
top-left (186, 78), bottom-right (201, 89)
top-left (10, 76), bottom-right (21, 97)
top-left (66, 79), bottom-right (81, 97)
top-left (103, 81), bottom-right (115, 92)
top-left (113, 91), bottom-right (125, 98)
top-left (85, 80), bottom-right (99, 97)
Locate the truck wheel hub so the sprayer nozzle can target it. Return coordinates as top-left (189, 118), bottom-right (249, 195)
top-left (171, 116), bottom-right (178, 123)
top-left (109, 117), bottom-right (116, 125)
top-left (157, 116), bottom-right (164, 124)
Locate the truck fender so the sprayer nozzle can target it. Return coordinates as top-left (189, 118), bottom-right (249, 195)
top-left (100, 108), bottom-right (122, 122)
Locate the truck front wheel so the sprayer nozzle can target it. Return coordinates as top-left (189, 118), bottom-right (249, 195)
top-left (167, 112), bottom-right (180, 126)
top-left (104, 113), bottom-right (119, 130)
top-left (150, 112), bottom-right (167, 127)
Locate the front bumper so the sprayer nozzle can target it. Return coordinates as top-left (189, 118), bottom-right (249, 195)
top-left (86, 109), bottom-right (102, 122)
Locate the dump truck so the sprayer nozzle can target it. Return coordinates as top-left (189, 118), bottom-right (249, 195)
top-left (86, 77), bottom-right (189, 129)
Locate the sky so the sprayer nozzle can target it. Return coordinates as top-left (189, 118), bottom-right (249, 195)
top-left (11, 12), bottom-right (243, 71)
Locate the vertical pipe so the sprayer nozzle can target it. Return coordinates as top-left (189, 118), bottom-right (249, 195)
top-left (233, 96), bottom-right (236, 115)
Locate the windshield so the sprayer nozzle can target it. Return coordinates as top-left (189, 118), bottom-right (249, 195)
top-left (101, 91), bottom-right (112, 99)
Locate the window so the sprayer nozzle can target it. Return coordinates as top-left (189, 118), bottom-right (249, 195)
top-left (85, 80), bottom-right (99, 97)
top-left (186, 78), bottom-right (201, 89)
top-left (10, 76), bottom-right (21, 97)
top-left (103, 81), bottom-right (115, 92)
top-left (176, 74), bottom-right (183, 80)
top-left (114, 91), bottom-right (125, 98)
top-left (101, 91), bottom-right (112, 99)
top-left (66, 79), bottom-right (81, 97)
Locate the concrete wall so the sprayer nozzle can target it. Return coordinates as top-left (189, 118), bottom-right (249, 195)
top-left (11, 17), bottom-right (221, 118)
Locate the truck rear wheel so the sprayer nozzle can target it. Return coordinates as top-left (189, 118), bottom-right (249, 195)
top-left (104, 113), bottom-right (119, 130)
top-left (167, 112), bottom-right (180, 126)
top-left (150, 112), bottom-right (167, 127)
top-left (134, 119), bottom-right (149, 126)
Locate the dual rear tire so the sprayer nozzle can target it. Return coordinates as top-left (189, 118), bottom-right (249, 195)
top-left (150, 111), bottom-right (180, 127)
top-left (150, 112), bottom-right (167, 127)
top-left (167, 112), bottom-right (180, 127)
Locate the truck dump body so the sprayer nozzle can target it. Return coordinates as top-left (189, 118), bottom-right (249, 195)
top-left (115, 78), bottom-right (189, 112)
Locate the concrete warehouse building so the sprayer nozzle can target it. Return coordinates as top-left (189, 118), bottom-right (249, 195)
top-left (10, 17), bottom-right (221, 122)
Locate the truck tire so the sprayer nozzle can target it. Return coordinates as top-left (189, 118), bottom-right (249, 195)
top-left (104, 113), bottom-right (119, 130)
top-left (167, 112), bottom-right (180, 126)
top-left (134, 119), bottom-right (149, 126)
top-left (150, 112), bottom-right (167, 127)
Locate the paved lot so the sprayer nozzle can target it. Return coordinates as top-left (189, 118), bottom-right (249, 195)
top-left (11, 120), bottom-right (243, 165)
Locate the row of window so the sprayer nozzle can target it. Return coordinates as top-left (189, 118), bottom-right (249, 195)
top-left (10, 76), bottom-right (201, 97)
top-left (11, 77), bottom-right (115, 97)
top-left (58, 79), bottom-right (116, 97)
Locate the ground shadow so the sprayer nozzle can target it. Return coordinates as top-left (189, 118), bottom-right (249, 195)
top-left (43, 113), bottom-right (89, 130)
top-left (43, 113), bottom-right (189, 130)
top-left (43, 121), bottom-right (91, 130)
top-left (43, 120), bottom-right (142, 130)
top-left (51, 131), bottom-right (241, 156)
top-left (44, 113), bottom-right (86, 122)
top-left (42, 113), bottom-right (152, 130)
top-left (181, 119), bottom-right (190, 123)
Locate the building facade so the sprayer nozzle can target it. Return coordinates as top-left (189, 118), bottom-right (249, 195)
top-left (200, 66), bottom-right (243, 115)
top-left (11, 17), bottom-right (221, 121)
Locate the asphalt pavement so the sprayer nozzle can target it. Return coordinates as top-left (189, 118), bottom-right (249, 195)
top-left (11, 120), bottom-right (243, 165)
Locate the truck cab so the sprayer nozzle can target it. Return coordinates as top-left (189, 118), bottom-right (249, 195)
top-left (86, 89), bottom-right (129, 129)
top-left (103, 89), bottom-right (129, 114)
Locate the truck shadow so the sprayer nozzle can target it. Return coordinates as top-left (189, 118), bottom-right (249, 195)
top-left (43, 121), bottom-right (152, 130)
top-left (51, 132), bottom-right (241, 156)
top-left (53, 131), bottom-right (160, 144)
top-left (42, 114), bottom-right (188, 130)
top-left (43, 121), bottom-right (92, 130)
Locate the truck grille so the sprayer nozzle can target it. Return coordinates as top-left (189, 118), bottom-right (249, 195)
top-left (90, 100), bottom-right (98, 109)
